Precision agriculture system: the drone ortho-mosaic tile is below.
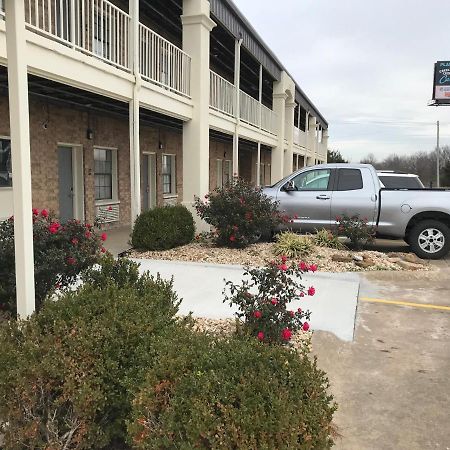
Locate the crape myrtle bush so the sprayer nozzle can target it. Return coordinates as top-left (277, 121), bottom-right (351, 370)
top-left (194, 178), bottom-right (289, 248)
top-left (223, 256), bottom-right (317, 344)
top-left (0, 256), bottom-right (183, 450)
top-left (336, 214), bottom-right (375, 250)
top-left (129, 333), bottom-right (337, 450)
top-left (131, 205), bottom-right (195, 251)
top-left (0, 208), bottom-right (105, 315)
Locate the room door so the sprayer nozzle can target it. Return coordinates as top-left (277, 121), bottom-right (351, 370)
top-left (142, 153), bottom-right (157, 210)
top-left (58, 146), bottom-right (74, 222)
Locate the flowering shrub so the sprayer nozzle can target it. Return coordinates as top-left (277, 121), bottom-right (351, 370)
top-left (0, 209), bottom-right (104, 314)
top-left (314, 228), bottom-right (346, 250)
top-left (223, 256), bottom-right (316, 344)
top-left (336, 214), bottom-right (375, 249)
top-left (129, 333), bottom-right (337, 449)
top-left (194, 178), bottom-right (286, 248)
top-left (274, 231), bottom-right (314, 258)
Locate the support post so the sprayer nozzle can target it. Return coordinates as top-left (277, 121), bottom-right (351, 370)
top-left (5, 0), bottom-right (36, 318)
top-left (437, 120), bottom-right (440, 188)
top-left (256, 142), bottom-right (261, 187)
top-left (129, 0), bottom-right (141, 223)
top-left (283, 100), bottom-right (295, 176)
top-left (233, 37), bottom-right (242, 177)
top-left (181, 0), bottom-right (215, 229)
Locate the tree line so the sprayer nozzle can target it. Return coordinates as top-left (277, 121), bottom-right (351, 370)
top-left (327, 147), bottom-right (450, 187)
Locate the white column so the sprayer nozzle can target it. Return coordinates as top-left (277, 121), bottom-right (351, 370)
top-left (271, 91), bottom-right (286, 183)
top-left (5, 0), bottom-right (36, 317)
top-left (283, 100), bottom-right (295, 176)
top-left (129, 0), bottom-right (141, 222)
top-left (256, 142), bottom-right (261, 187)
top-left (323, 128), bottom-right (329, 162)
top-left (233, 38), bottom-right (242, 177)
top-left (181, 0), bottom-right (215, 229)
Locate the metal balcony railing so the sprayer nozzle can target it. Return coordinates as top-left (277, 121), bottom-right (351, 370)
top-left (260, 103), bottom-right (276, 134)
top-left (209, 70), bottom-right (235, 117)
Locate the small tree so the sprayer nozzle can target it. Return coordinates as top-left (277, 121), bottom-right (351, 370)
top-left (327, 149), bottom-right (348, 163)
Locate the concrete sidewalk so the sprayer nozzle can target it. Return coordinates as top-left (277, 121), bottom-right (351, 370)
top-left (132, 258), bottom-right (360, 342)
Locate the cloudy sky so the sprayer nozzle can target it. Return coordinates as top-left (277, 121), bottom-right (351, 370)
top-left (234, 0), bottom-right (450, 162)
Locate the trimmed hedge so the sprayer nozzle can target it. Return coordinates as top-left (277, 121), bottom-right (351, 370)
top-left (0, 257), bottom-right (182, 450)
top-left (131, 205), bottom-right (195, 251)
top-left (129, 334), bottom-right (337, 449)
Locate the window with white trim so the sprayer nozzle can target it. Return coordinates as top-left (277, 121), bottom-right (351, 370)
top-left (162, 154), bottom-right (176, 195)
top-left (0, 138), bottom-right (12, 188)
top-left (94, 148), bottom-right (117, 201)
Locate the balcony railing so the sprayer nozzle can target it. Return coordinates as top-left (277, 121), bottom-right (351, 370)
top-left (261, 103), bottom-right (276, 134)
top-left (210, 71), bottom-right (235, 117)
top-left (139, 24), bottom-right (191, 97)
top-left (239, 90), bottom-right (260, 128)
top-left (294, 126), bottom-right (307, 147)
top-left (1, 1), bottom-right (191, 96)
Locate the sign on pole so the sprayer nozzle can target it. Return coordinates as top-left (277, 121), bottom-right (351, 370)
top-left (433, 61), bottom-right (450, 105)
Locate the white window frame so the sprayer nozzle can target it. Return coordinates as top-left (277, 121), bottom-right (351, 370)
top-left (94, 146), bottom-right (118, 205)
top-left (0, 135), bottom-right (12, 190)
top-left (162, 153), bottom-right (177, 198)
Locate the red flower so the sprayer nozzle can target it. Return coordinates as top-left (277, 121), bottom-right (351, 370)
top-left (299, 261), bottom-right (308, 271)
top-left (41, 209), bottom-right (49, 218)
top-left (239, 197), bottom-right (245, 205)
top-left (281, 255), bottom-right (288, 263)
top-left (229, 235), bottom-right (236, 242)
top-left (257, 331), bottom-right (265, 341)
top-left (245, 211), bottom-right (253, 221)
top-left (71, 238), bottom-right (79, 245)
top-left (335, 215), bottom-right (342, 222)
top-left (67, 256), bottom-right (76, 265)
top-left (85, 231), bottom-right (92, 239)
top-left (289, 310), bottom-right (295, 317)
top-left (308, 286), bottom-right (315, 296)
top-left (299, 292), bottom-right (305, 297)
top-left (232, 225), bottom-right (238, 232)
top-left (297, 307), bottom-right (302, 313)
top-left (101, 247), bottom-right (106, 253)
top-left (277, 264), bottom-right (288, 271)
top-left (271, 298), bottom-right (278, 306)
top-left (85, 223), bottom-right (92, 229)
top-left (101, 233), bottom-right (107, 242)
top-left (32, 208), bottom-right (39, 216)
top-left (253, 310), bottom-right (262, 319)
top-left (108, 205), bottom-right (113, 211)
top-left (309, 264), bottom-right (318, 272)
top-left (281, 328), bottom-right (292, 341)
top-left (302, 322), bottom-right (310, 332)
top-left (293, 214), bottom-right (299, 219)
top-left (48, 222), bottom-right (61, 234)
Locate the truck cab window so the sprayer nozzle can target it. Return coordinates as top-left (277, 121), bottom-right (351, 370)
top-left (336, 169), bottom-right (363, 191)
top-left (292, 169), bottom-right (331, 191)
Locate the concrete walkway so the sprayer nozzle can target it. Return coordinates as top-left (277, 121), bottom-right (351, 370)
top-left (132, 258), bottom-right (360, 342)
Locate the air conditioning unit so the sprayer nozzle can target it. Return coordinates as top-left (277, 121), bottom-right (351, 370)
top-left (96, 203), bottom-right (120, 223)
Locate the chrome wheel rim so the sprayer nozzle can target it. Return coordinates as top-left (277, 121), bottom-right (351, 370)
top-left (418, 228), bottom-right (445, 254)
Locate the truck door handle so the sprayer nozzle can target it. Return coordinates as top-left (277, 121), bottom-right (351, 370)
top-left (316, 195), bottom-right (330, 200)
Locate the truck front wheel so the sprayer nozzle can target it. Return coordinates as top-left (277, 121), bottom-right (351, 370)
top-left (409, 220), bottom-right (450, 260)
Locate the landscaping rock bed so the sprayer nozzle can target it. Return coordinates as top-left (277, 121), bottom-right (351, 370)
top-left (131, 242), bottom-right (432, 272)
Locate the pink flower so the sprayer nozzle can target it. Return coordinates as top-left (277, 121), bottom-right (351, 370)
top-left (293, 214), bottom-right (299, 219)
top-left (41, 209), bottom-right (49, 218)
top-left (32, 208), bottom-right (39, 216)
top-left (299, 261), bottom-right (308, 271)
top-left (297, 307), bottom-right (302, 313)
top-left (281, 255), bottom-right (288, 263)
top-left (71, 238), bottom-right (79, 246)
top-left (308, 286), bottom-right (315, 296)
top-left (277, 264), bottom-right (288, 271)
top-left (257, 331), bottom-right (265, 341)
top-left (335, 215), bottom-right (342, 222)
top-left (281, 328), bottom-right (292, 341)
top-left (108, 205), bottom-right (113, 211)
top-left (232, 225), bottom-right (238, 232)
top-left (253, 310), bottom-right (262, 319)
top-left (239, 197), bottom-right (245, 205)
top-left (271, 298), bottom-right (278, 306)
top-left (229, 235), bottom-right (236, 242)
top-left (300, 292), bottom-right (305, 297)
top-left (85, 223), bottom-right (92, 229)
top-left (101, 247), bottom-right (106, 253)
top-left (289, 310), bottom-right (295, 317)
top-left (302, 322), bottom-right (310, 332)
top-left (85, 231), bottom-right (92, 239)
top-left (101, 233), bottom-right (107, 242)
top-left (67, 256), bottom-right (76, 265)
top-left (309, 264), bottom-right (318, 272)
top-left (48, 222), bottom-right (61, 234)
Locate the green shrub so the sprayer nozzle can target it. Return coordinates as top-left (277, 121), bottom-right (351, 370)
top-left (131, 205), bottom-right (195, 251)
top-left (223, 257), bottom-right (316, 344)
top-left (0, 209), bottom-right (104, 315)
top-left (274, 231), bottom-right (314, 258)
top-left (0, 257), bottom-right (182, 450)
top-left (194, 178), bottom-right (287, 248)
top-left (314, 228), bottom-right (346, 250)
top-left (129, 334), bottom-right (337, 449)
top-left (336, 214), bottom-right (375, 249)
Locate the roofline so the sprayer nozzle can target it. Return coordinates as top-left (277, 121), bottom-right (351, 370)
top-left (219, 0), bottom-right (328, 128)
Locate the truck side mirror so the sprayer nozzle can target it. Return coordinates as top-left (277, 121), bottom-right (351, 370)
top-left (283, 180), bottom-right (296, 191)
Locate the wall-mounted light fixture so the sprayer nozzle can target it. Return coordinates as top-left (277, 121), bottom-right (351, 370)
top-left (86, 128), bottom-right (94, 140)
top-left (159, 142), bottom-right (164, 150)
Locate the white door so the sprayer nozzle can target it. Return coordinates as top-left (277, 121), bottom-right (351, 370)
top-left (142, 153), bottom-right (157, 210)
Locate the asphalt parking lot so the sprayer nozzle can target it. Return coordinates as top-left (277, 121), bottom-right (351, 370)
top-left (313, 240), bottom-right (450, 449)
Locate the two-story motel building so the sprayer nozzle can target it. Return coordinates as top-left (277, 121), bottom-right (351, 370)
top-left (0, 0), bottom-right (328, 229)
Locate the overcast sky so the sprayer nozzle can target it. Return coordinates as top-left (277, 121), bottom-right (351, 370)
top-left (234, 0), bottom-right (450, 162)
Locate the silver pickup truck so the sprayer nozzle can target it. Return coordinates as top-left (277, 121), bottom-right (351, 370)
top-left (263, 163), bottom-right (450, 259)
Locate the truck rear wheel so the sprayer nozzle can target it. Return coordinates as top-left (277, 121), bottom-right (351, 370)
top-left (409, 220), bottom-right (450, 260)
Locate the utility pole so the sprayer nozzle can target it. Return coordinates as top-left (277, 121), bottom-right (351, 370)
top-left (436, 120), bottom-right (440, 188)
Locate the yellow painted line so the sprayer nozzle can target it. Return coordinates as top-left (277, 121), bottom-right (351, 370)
top-left (360, 297), bottom-right (450, 312)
